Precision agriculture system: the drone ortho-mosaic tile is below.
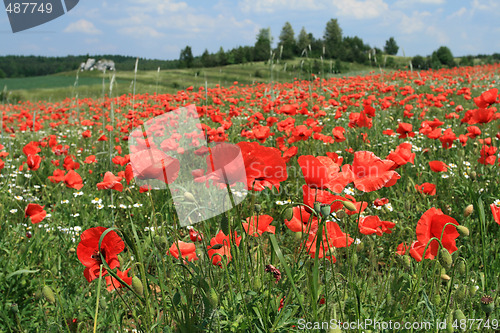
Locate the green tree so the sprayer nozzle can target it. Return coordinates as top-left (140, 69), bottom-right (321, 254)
top-left (435, 46), bottom-right (455, 68)
top-left (254, 28), bottom-right (272, 61)
top-left (200, 49), bottom-right (215, 67)
top-left (216, 47), bottom-right (227, 66)
top-left (324, 18), bottom-right (343, 59)
top-left (179, 46), bottom-right (194, 68)
top-left (411, 55), bottom-right (427, 69)
top-left (278, 22), bottom-right (296, 59)
top-left (384, 37), bottom-right (399, 55)
top-left (297, 27), bottom-right (311, 56)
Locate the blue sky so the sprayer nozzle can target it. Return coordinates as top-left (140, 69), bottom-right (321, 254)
top-left (1, 0), bottom-right (499, 59)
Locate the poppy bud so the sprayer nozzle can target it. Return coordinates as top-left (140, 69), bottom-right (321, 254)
top-left (342, 200), bottom-right (357, 212)
top-left (402, 255), bottom-right (411, 269)
top-left (220, 215), bottom-right (229, 235)
top-left (42, 285), bottom-right (56, 304)
top-left (456, 225), bottom-right (469, 237)
top-left (453, 309), bottom-right (466, 322)
top-left (208, 288), bottom-right (218, 308)
top-left (432, 293), bottom-right (441, 306)
top-left (356, 241), bottom-right (364, 252)
top-left (455, 285), bottom-right (467, 303)
top-left (173, 291), bottom-right (181, 306)
top-left (481, 295), bottom-right (494, 314)
top-left (284, 207), bottom-right (294, 221)
top-left (183, 192), bottom-right (196, 203)
top-left (470, 171), bottom-right (477, 180)
top-left (441, 274), bottom-right (451, 281)
top-left (293, 232), bottom-right (302, 241)
top-left (253, 276), bottom-right (262, 290)
top-left (446, 312), bottom-right (454, 333)
top-left (68, 247), bottom-right (76, 254)
top-left (463, 204), bottom-right (474, 217)
top-left (439, 248), bottom-right (453, 270)
top-left (210, 244), bottom-right (224, 250)
top-left (469, 285), bottom-right (478, 297)
top-left (350, 253), bottom-right (358, 266)
top-left (132, 276), bottom-right (143, 296)
top-left (254, 204), bottom-right (262, 212)
top-left (455, 261), bottom-right (466, 275)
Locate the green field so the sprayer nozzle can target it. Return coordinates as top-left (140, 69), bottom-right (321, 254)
top-left (0, 58), bottom-right (380, 102)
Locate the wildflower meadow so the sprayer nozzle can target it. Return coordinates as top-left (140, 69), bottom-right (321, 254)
top-left (1, 63), bottom-right (500, 332)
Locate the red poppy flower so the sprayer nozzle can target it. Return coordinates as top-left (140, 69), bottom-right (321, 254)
top-left (373, 198), bottom-right (389, 207)
top-left (439, 128), bottom-right (457, 149)
top-left (97, 172), bottom-right (123, 192)
top-left (207, 230), bottom-right (241, 267)
top-left (237, 141), bottom-right (287, 191)
top-left (351, 151), bottom-right (399, 192)
top-left (204, 143), bottom-right (247, 186)
top-left (386, 143), bottom-right (415, 168)
top-left (22, 142), bottom-right (41, 156)
top-left (285, 206), bottom-right (312, 233)
top-left (82, 130), bottom-right (92, 138)
top-left (491, 203), bottom-right (500, 225)
top-left (63, 155), bottom-right (80, 171)
top-left (395, 242), bottom-right (409, 255)
top-left (84, 155), bottom-right (97, 164)
top-left (413, 207), bottom-right (460, 261)
top-left (331, 126), bottom-right (346, 142)
top-left (428, 161), bottom-right (448, 172)
top-left (415, 183), bottom-right (436, 196)
top-left (64, 170), bottom-right (84, 190)
top-left (48, 169), bottom-right (66, 183)
top-left (105, 268), bottom-right (132, 292)
top-left (27, 154), bottom-right (42, 171)
top-left (305, 221), bottom-right (353, 262)
top-left (242, 215), bottom-right (275, 237)
top-left (298, 155), bottom-right (352, 193)
top-left (25, 203), bottom-right (46, 224)
top-left (358, 215), bottom-right (395, 236)
top-left (473, 88), bottom-right (498, 108)
top-left (76, 227), bottom-right (125, 282)
top-left (396, 122), bottom-right (415, 139)
top-left (130, 148), bottom-right (180, 184)
top-left (168, 241), bottom-right (198, 262)
top-left (188, 227), bottom-right (203, 242)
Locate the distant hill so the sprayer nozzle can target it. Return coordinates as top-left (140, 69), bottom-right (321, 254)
top-left (0, 55), bottom-right (180, 78)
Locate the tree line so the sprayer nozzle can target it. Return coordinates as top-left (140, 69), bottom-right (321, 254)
top-left (1, 18), bottom-right (499, 78)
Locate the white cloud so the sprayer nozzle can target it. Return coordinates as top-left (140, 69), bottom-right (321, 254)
top-left (239, 0), bottom-right (324, 13)
top-left (472, 0), bottom-right (498, 10)
top-left (331, 0), bottom-right (389, 19)
top-left (119, 26), bottom-right (165, 38)
top-left (64, 19), bottom-right (101, 35)
top-left (398, 11), bottom-right (430, 34)
top-left (447, 7), bottom-right (467, 19)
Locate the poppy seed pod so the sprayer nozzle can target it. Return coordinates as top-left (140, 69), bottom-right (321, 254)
top-left (320, 204), bottom-right (331, 218)
top-left (439, 248), bottom-right (453, 270)
top-left (336, 210), bottom-right (347, 219)
top-left (481, 295), bottom-right (494, 314)
top-left (314, 202), bottom-right (322, 215)
top-left (440, 274), bottom-right (451, 281)
top-left (463, 204), bottom-right (474, 217)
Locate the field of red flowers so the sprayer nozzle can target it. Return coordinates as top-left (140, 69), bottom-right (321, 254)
top-left (1, 63), bottom-right (499, 332)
